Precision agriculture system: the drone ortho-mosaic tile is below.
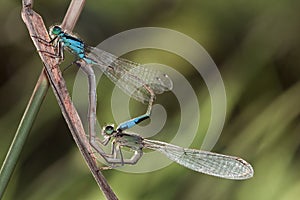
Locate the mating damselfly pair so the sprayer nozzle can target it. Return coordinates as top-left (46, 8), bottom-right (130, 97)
top-left (36, 25), bottom-right (254, 180)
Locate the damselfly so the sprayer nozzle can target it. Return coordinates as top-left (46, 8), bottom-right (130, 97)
top-left (97, 122), bottom-right (254, 180)
top-left (39, 25), bottom-right (173, 129)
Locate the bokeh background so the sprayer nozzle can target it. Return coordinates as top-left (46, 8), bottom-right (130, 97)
top-left (1, 0), bottom-right (300, 199)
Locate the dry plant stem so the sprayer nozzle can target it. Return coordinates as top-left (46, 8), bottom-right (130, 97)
top-left (61, 0), bottom-right (86, 31)
top-left (21, 0), bottom-right (118, 199)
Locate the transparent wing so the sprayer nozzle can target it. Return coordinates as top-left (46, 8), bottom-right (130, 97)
top-left (143, 139), bottom-right (254, 180)
top-left (87, 47), bottom-right (173, 103)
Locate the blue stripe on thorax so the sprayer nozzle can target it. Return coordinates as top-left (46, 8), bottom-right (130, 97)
top-left (58, 33), bottom-right (94, 64)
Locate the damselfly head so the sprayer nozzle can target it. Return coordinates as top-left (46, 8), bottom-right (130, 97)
top-left (102, 124), bottom-right (116, 136)
top-left (49, 25), bottom-right (63, 38)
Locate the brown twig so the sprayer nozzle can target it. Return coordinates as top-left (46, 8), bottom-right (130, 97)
top-left (21, 0), bottom-right (118, 199)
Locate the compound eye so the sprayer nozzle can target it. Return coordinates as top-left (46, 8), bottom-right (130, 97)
top-left (104, 125), bottom-right (114, 135)
top-left (51, 26), bottom-right (62, 35)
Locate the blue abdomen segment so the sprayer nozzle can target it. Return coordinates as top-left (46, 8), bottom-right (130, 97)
top-left (117, 114), bottom-right (150, 131)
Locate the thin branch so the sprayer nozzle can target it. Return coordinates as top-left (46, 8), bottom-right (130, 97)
top-left (61, 0), bottom-right (86, 31)
top-left (0, 71), bottom-right (49, 199)
top-left (21, 0), bottom-right (118, 199)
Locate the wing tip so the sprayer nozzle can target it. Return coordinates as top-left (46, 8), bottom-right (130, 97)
top-left (234, 158), bottom-right (254, 180)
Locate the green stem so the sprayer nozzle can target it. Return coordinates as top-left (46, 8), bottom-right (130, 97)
top-left (0, 70), bottom-right (49, 198)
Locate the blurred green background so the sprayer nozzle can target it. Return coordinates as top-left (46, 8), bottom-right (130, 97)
top-left (1, 0), bottom-right (300, 199)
